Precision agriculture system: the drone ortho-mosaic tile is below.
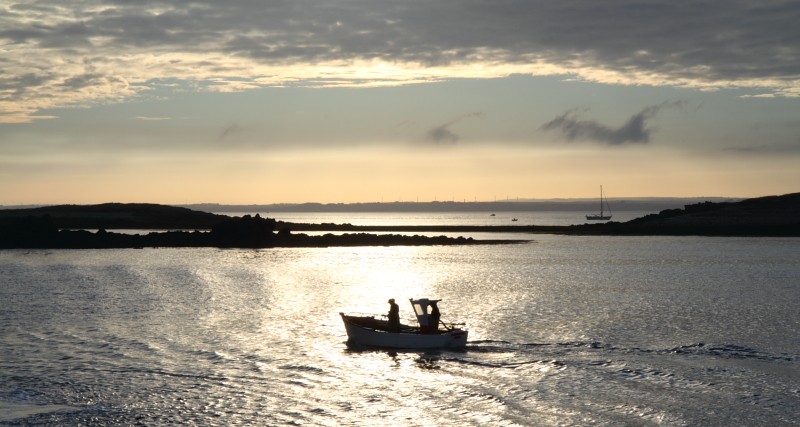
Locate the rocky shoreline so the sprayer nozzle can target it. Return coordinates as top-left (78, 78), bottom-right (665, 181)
top-left (0, 212), bottom-right (528, 249)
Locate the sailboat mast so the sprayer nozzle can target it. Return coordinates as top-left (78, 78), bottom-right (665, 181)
top-left (599, 185), bottom-right (604, 216)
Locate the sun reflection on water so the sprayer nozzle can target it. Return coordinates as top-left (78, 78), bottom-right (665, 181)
top-left (283, 246), bottom-right (437, 317)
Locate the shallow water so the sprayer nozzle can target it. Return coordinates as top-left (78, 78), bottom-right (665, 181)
top-left (1, 234), bottom-right (798, 425)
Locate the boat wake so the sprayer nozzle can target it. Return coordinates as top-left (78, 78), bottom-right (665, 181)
top-left (462, 339), bottom-right (797, 362)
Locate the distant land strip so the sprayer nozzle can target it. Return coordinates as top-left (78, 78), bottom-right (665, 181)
top-left (176, 197), bottom-right (739, 213)
top-left (0, 193), bottom-right (798, 248)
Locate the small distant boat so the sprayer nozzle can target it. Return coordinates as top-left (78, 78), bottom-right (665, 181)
top-left (340, 298), bottom-right (468, 349)
top-left (490, 213), bottom-right (496, 216)
top-left (586, 185), bottom-right (612, 221)
top-left (511, 218), bottom-right (518, 222)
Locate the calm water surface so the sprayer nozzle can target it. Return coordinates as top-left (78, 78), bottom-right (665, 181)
top-left (1, 232), bottom-right (798, 425)
top-left (231, 210), bottom-right (654, 226)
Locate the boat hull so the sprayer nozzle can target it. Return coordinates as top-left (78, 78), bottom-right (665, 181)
top-left (340, 314), bottom-right (468, 349)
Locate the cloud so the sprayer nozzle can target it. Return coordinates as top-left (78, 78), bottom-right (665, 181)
top-left (1, 1), bottom-right (799, 122)
top-left (427, 126), bottom-right (459, 145)
top-left (134, 116), bottom-right (171, 121)
top-left (219, 122), bottom-right (245, 140)
top-left (542, 102), bottom-right (684, 145)
top-left (427, 112), bottom-right (483, 144)
top-left (723, 141), bottom-right (800, 154)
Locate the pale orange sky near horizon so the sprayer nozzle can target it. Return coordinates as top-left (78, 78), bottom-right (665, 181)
top-left (2, 144), bottom-right (796, 205)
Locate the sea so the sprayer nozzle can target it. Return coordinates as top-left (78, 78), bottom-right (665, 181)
top-left (1, 211), bottom-right (798, 426)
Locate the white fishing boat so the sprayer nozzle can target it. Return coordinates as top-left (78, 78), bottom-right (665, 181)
top-left (340, 298), bottom-right (468, 349)
top-left (586, 185), bottom-right (612, 220)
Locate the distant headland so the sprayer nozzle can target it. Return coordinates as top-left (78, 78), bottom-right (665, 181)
top-left (0, 193), bottom-right (798, 248)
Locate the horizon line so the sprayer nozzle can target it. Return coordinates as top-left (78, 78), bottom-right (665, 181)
top-left (1, 195), bottom-right (752, 209)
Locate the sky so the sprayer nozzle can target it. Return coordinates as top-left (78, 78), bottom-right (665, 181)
top-left (1, 0), bottom-right (799, 205)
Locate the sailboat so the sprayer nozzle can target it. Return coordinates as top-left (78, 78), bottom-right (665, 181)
top-left (586, 186), bottom-right (612, 220)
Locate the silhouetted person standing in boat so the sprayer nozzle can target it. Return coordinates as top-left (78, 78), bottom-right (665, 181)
top-left (387, 299), bottom-right (400, 332)
top-left (428, 301), bottom-right (441, 334)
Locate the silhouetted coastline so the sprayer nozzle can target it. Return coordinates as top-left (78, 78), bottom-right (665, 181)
top-left (0, 211), bottom-right (526, 249)
top-left (1, 193), bottom-right (798, 249)
top-left (0, 203), bottom-right (228, 230)
top-left (284, 193), bottom-right (800, 237)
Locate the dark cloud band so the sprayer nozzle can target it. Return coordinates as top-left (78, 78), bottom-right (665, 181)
top-left (1, 1), bottom-right (798, 122)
